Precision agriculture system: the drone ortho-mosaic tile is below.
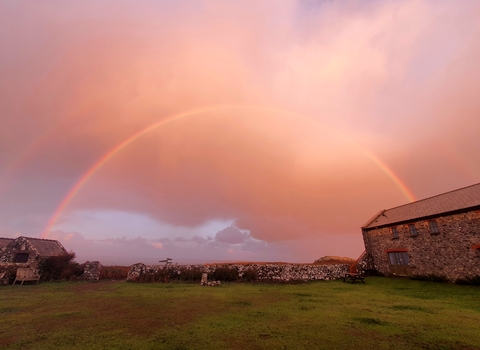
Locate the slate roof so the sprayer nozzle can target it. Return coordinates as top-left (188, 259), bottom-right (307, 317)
top-left (363, 183), bottom-right (480, 229)
top-left (0, 237), bottom-right (67, 257)
top-left (27, 238), bottom-right (68, 257)
top-left (0, 238), bottom-right (14, 249)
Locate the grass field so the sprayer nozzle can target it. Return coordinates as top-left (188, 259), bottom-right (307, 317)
top-left (1, 277), bottom-right (479, 349)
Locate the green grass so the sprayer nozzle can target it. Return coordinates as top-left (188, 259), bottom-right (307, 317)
top-left (1, 277), bottom-right (479, 349)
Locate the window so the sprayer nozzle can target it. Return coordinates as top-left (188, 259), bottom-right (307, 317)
top-left (14, 253), bottom-right (29, 263)
top-left (428, 220), bottom-right (439, 234)
top-left (388, 251), bottom-right (410, 265)
top-left (409, 224), bottom-right (418, 236)
top-left (391, 227), bottom-right (399, 238)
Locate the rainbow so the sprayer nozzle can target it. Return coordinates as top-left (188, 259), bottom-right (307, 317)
top-left (357, 150), bottom-right (416, 202)
top-left (41, 104), bottom-right (416, 238)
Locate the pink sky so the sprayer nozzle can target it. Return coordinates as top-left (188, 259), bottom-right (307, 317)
top-left (1, 1), bottom-right (479, 265)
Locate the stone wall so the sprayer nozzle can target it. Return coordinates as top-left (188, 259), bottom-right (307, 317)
top-left (127, 263), bottom-right (349, 283)
top-left (82, 261), bottom-right (102, 281)
top-left (0, 236), bottom-right (41, 268)
top-left (0, 237), bottom-right (41, 285)
top-left (353, 251), bottom-right (376, 275)
top-left (362, 209), bottom-right (480, 281)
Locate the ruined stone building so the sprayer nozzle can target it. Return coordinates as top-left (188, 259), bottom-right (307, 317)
top-left (361, 183), bottom-right (480, 281)
top-left (0, 236), bottom-right (68, 269)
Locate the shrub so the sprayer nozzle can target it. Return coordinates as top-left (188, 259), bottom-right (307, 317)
top-left (100, 266), bottom-right (130, 280)
top-left (174, 267), bottom-right (203, 282)
top-left (212, 266), bottom-right (239, 282)
top-left (136, 269), bottom-right (170, 283)
top-left (60, 261), bottom-right (84, 280)
top-left (39, 252), bottom-right (83, 281)
top-left (241, 268), bottom-right (258, 282)
top-left (0, 266), bottom-right (18, 285)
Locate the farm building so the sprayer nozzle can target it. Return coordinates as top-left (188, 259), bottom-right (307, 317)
top-left (0, 236), bottom-right (68, 268)
top-left (360, 183), bottom-right (480, 281)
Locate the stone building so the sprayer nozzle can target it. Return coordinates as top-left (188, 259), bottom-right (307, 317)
top-left (0, 236), bottom-right (68, 268)
top-left (361, 183), bottom-right (480, 281)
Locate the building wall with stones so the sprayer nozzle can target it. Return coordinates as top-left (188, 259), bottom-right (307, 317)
top-left (0, 237), bottom-right (43, 268)
top-left (0, 236), bottom-right (69, 285)
top-left (354, 251), bottom-right (375, 275)
top-left (362, 208), bottom-right (480, 281)
top-left (127, 263), bottom-right (349, 283)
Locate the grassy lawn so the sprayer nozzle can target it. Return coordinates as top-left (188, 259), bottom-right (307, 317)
top-left (1, 277), bottom-right (479, 349)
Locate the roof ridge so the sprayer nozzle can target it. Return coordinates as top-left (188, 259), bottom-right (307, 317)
top-left (23, 237), bottom-right (61, 242)
top-left (361, 210), bottom-right (385, 228)
top-left (0, 236), bottom-right (64, 244)
top-left (384, 182), bottom-right (480, 212)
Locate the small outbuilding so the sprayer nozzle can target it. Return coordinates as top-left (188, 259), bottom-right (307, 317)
top-left (0, 236), bottom-right (68, 268)
top-left (360, 183), bottom-right (480, 281)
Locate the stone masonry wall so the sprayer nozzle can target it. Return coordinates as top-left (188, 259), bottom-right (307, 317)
top-left (127, 263), bottom-right (349, 283)
top-left (82, 261), bottom-right (102, 281)
top-left (355, 251), bottom-right (376, 275)
top-left (363, 209), bottom-right (480, 281)
top-left (0, 236), bottom-right (41, 268)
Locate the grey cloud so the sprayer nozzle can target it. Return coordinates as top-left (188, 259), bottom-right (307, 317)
top-left (215, 226), bottom-right (250, 244)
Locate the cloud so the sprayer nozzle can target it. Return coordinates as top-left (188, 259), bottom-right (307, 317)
top-left (192, 235), bottom-right (210, 244)
top-left (1, 1), bottom-right (480, 263)
top-left (215, 226), bottom-right (249, 244)
top-left (44, 230), bottom-right (307, 265)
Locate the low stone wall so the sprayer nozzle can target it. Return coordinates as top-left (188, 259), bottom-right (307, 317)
top-left (82, 261), bottom-right (102, 281)
top-left (127, 263), bottom-right (349, 283)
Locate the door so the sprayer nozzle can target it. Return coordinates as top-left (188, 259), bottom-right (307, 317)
top-left (387, 251), bottom-right (411, 276)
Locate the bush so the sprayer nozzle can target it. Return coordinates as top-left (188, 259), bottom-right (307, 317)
top-left (136, 269), bottom-right (170, 283)
top-left (39, 252), bottom-right (84, 281)
top-left (174, 267), bottom-right (203, 282)
top-left (100, 266), bottom-right (129, 280)
top-left (241, 268), bottom-right (258, 282)
top-left (0, 266), bottom-right (18, 285)
top-left (61, 262), bottom-right (84, 280)
top-left (212, 266), bottom-right (239, 282)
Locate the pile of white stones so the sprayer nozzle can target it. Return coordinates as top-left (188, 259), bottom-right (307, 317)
top-left (82, 261), bottom-right (102, 281)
